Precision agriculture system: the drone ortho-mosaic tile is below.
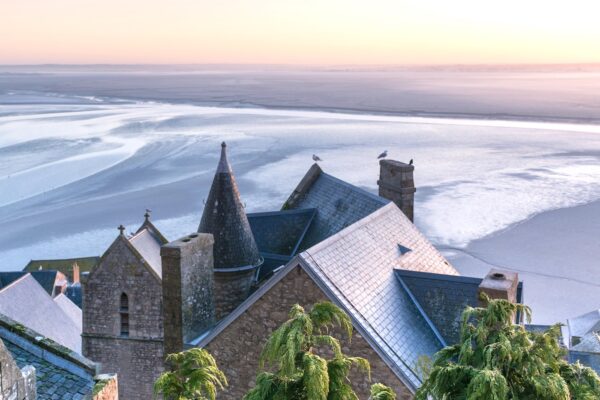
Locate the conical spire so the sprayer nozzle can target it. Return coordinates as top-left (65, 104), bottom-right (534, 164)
top-left (198, 142), bottom-right (261, 270)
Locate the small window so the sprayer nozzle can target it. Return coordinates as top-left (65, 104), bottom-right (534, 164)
top-left (120, 293), bottom-right (129, 337)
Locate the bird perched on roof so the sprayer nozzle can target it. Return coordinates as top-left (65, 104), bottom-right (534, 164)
top-left (312, 154), bottom-right (323, 162)
top-left (377, 150), bottom-right (388, 159)
top-left (409, 159), bottom-right (414, 165)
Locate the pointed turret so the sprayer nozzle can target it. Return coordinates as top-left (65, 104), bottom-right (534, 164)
top-left (199, 142), bottom-right (262, 319)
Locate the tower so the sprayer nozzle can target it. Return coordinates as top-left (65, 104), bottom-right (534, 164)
top-left (377, 159), bottom-right (416, 222)
top-left (198, 142), bottom-right (262, 320)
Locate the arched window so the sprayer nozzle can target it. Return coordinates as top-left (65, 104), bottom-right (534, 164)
top-left (120, 293), bottom-right (129, 337)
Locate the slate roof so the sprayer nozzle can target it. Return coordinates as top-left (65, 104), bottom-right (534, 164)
top-left (397, 270), bottom-right (525, 346)
top-left (568, 309), bottom-right (600, 343)
top-left (283, 164), bottom-right (390, 250)
top-left (129, 228), bottom-right (163, 278)
top-left (23, 257), bottom-right (99, 280)
top-left (198, 142), bottom-right (261, 271)
top-left (201, 202), bottom-right (460, 392)
top-left (395, 270), bottom-right (481, 345)
top-left (247, 208), bottom-right (316, 279)
top-left (0, 270), bottom-right (61, 296)
top-left (4, 340), bottom-right (93, 399)
top-left (66, 283), bottom-right (82, 308)
top-left (54, 293), bottom-right (82, 333)
top-left (0, 313), bottom-right (96, 399)
top-left (572, 332), bottom-right (600, 353)
top-left (297, 203), bottom-right (458, 388)
top-left (0, 274), bottom-right (82, 353)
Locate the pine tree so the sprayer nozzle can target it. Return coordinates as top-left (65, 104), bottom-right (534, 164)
top-left (244, 301), bottom-right (396, 400)
top-left (416, 296), bottom-right (600, 400)
top-left (154, 348), bottom-right (228, 400)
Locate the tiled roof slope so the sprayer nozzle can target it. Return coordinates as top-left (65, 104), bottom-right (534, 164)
top-left (0, 270), bottom-right (60, 296)
top-left (129, 228), bottom-right (163, 278)
top-left (0, 274), bottom-right (82, 353)
top-left (248, 209), bottom-right (316, 256)
top-left (396, 270), bottom-right (481, 345)
top-left (5, 340), bottom-right (93, 399)
top-left (284, 164), bottom-right (390, 250)
top-left (568, 309), bottom-right (600, 341)
top-left (572, 332), bottom-right (600, 353)
top-left (298, 203), bottom-right (458, 388)
top-left (54, 293), bottom-right (82, 333)
top-left (198, 142), bottom-right (261, 270)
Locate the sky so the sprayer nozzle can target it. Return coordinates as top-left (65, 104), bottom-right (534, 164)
top-left (1, 0), bottom-right (600, 65)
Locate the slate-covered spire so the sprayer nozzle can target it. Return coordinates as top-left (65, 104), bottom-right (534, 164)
top-left (198, 142), bottom-right (261, 270)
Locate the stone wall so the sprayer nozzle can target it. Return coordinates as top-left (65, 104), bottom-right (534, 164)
top-left (213, 269), bottom-right (255, 321)
top-left (0, 339), bottom-right (36, 400)
top-left (83, 236), bottom-right (164, 400)
top-left (162, 233), bottom-right (215, 355)
top-left (203, 265), bottom-right (413, 400)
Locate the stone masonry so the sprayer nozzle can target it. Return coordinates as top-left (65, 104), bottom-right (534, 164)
top-left (378, 159), bottom-right (416, 222)
top-left (161, 232), bottom-right (215, 355)
top-left (213, 269), bottom-right (256, 321)
top-left (0, 339), bottom-right (36, 400)
top-left (203, 266), bottom-right (413, 400)
top-left (83, 235), bottom-right (164, 400)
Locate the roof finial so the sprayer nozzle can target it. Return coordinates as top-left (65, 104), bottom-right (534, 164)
top-left (217, 141), bottom-right (232, 173)
top-left (118, 225), bottom-right (125, 235)
top-left (144, 209), bottom-right (151, 221)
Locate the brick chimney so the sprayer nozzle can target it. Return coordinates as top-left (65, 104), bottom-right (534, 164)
top-left (478, 269), bottom-right (519, 306)
top-left (72, 262), bottom-right (80, 284)
top-left (377, 159), bottom-right (416, 222)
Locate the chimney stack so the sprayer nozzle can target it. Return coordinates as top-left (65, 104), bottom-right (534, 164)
top-left (72, 262), bottom-right (80, 284)
top-left (378, 159), bottom-right (416, 222)
top-left (161, 233), bottom-right (215, 356)
top-left (478, 269), bottom-right (519, 306)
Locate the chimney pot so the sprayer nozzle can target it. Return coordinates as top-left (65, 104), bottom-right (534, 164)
top-left (478, 268), bottom-right (518, 306)
top-left (377, 159), bottom-right (416, 222)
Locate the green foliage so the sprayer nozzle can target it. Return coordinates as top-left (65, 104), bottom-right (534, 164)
top-left (416, 296), bottom-right (600, 400)
top-left (154, 348), bottom-right (227, 400)
top-left (244, 301), bottom-right (394, 400)
top-left (369, 383), bottom-right (397, 400)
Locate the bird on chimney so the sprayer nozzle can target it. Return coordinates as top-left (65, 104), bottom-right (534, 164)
top-left (312, 154), bottom-right (323, 162)
top-left (409, 159), bottom-right (413, 165)
top-left (377, 150), bottom-right (388, 159)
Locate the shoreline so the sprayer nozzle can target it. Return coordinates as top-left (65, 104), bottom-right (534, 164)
top-left (445, 199), bottom-right (600, 325)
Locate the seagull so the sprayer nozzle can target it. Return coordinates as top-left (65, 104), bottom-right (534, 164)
top-left (377, 150), bottom-right (388, 159)
top-left (312, 154), bottom-right (323, 162)
top-left (409, 159), bottom-right (413, 165)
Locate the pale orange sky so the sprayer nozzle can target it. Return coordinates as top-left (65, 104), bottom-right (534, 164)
top-left (1, 0), bottom-right (599, 65)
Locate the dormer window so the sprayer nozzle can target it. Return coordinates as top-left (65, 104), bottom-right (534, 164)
top-left (120, 293), bottom-right (129, 337)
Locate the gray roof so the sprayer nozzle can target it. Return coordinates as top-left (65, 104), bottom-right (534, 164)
top-left (297, 203), bottom-right (458, 388)
top-left (0, 313), bottom-right (96, 399)
top-left (4, 340), bottom-right (93, 399)
top-left (0, 274), bottom-right (82, 353)
top-left (283, 164), bottom-right (390, 250)
top-left (572, 332), bottom-right (600, 354)
top-left (198, 142), bottom-right (261, 270)
top-left (0, 270), bottom-right (60, 296)
top-left (129, 228), bottom-right (163, 277)
top-left (248, 208), bottom-right (316, 279)
top-left (200, 202), bottom-right (459, 391)
top-left (568, 309), bottom-right (600, 340)
top-left (54, 293), bottom-right (82, 333)
top-left (395, 270), bottom-right (481, 345)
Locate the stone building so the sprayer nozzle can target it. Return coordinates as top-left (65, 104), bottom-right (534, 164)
top-left (82, 142), bottom-right (524, 399)
top-left (0, 311), bottom-right (118, 399)
top-left (82, 215), bottom-right (168, 400)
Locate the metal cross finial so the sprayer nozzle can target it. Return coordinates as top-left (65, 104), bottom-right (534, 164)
top-left (144, 208), bottom-right (151, 220)
top-left (118, 225), bottom-right (125, 235)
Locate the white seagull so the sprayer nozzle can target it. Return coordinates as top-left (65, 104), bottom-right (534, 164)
top-left (312, 154), bottom-right (323, 162)
top-left (377, 150), bottom-right (388, 159)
